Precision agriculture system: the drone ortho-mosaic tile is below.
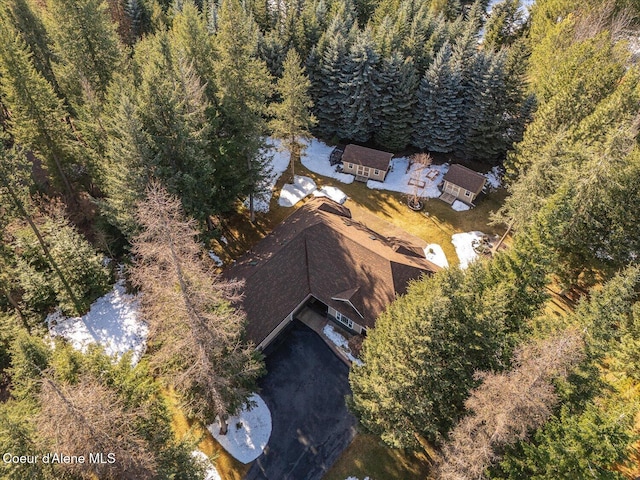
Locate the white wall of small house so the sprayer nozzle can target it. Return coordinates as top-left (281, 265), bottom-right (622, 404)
top-left (344, 162), bottom-right (387, 181)
top-left (444, 181), bottom-right (476, 202)
top-left (328, 306), bottom-right (365, 334)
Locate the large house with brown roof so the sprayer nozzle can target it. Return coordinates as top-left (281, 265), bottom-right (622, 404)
top-left (225, 199), bottom-right (440, 350)
top-left (440, 164), bottom-right (487, 205)
top-left (341, 144), bottom-right (393, 182)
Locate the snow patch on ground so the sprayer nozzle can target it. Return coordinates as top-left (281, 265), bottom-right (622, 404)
top-left (345, 477), bottom-right (371, 480)
top-left (313, 185), bottom-right (348, 204)
top-left (367, 158), bottom-right (448, 198)
top-left (209, 394), bottom-right (272, 464)
top-left (191, 451), bottom-right (222, 480)
top-left (301, 139), bottom-right (355, 184)
top-left (451, 232), bottom-right (486, 269)
top-left (424, 244), bottom-right (449, 268)
top-left (208, 251), bottom-right (224, 267)
top-left (244, 138), bottom-right (292, 213)
top-left (47, 280), bottom-right (147, 365)
top-left (278, 175), bottom-right (317, 207)
top-left (484, 166), bottom-right (503, 190)
top-left (452, 200), bottom-right (471, 212)
top-left (323, 324), bottom-right (363, 366)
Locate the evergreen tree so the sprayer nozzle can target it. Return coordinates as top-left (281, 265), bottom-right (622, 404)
top-left (0, 146), bottom-right (90, 316)
top-left (338, 28), bottom-right (379, 142)
top-left (350, 246), bottom-right (548, 449)
top-left (483, 0), bottom-right (525, 50)
top-left (269, 49), bottom-right (316, 180)
top-left (125, 0), bottom-right (152, 41)
top-left (412, 42), bottom-right (462, 152)
top-left (43, 0), bottom-right (123, 107)
top-left (311, 17), bottom-right (350, 140)
top-left (134, 32), bottom-right (217, 223)
top-left (373, 53), bottom-right (418, 151)
top-left (96, 76), bottom-right (149, 238)
top-left (213, 0), bottom-right (272, 221)
top-left (1, 0), bottom-right (59, 93)
top-left (0, 18), bottom-right (78, 198)
top-left (461, 50), bottom-right (508, 161)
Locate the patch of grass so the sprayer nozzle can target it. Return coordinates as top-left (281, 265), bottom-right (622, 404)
top-left (210, 157), bottom-right (509, 268)
top-left (164, 388), bottom-right (250, 480)
top-left (324, 433), bottom-right (431, 480)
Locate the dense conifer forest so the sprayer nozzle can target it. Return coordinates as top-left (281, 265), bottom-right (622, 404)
top-left (1, 0), bottom-right (640, 478)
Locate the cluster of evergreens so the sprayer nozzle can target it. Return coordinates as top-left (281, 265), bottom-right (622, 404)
top-left (350, 1), bottom-right (640, 478)
top-left (1, 0), bottom-right (640, 478)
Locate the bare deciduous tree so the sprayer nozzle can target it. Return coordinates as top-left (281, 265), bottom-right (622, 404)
top-left (436, 329), bottom-right (585, 480)
top-left (37, 374), bottom-right (156, 480)
top-left (131, 182), bottom-right (263, 429)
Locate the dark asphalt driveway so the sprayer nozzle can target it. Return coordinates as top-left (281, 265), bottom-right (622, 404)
top-left (244, 321), bottom-right (357, 480)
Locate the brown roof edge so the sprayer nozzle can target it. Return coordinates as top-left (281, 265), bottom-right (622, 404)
top-left (342, 144), bottom-right (393, 171)
top-left (443, 164), bottom-right (487, 194)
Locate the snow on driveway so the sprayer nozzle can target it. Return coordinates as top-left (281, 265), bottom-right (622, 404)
top-left (209, 394), bottom-right (272, 464)
top-left (424, 244), bottom-right (449, 268)
top-left (451, 232), bottom-right (486, 269)
top-left (191, 451), bottom-right (222, 480)
top-left (367, 158), bottom-right (448, 197)
top-left (278, 175), bottom-right (317, 207)
top-left (301, 139), bottom-right (355, 184)
top-left (47, 280), bottom-right (147, 365)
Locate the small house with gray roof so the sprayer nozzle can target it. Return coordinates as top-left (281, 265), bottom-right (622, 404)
top-left (224, 198), bottom-right (440, 350)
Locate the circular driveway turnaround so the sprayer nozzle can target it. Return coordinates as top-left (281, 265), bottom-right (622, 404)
top-left (244, 321), bottom-right (358, 480)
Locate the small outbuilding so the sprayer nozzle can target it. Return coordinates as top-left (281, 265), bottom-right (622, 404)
top-left (341, 145), bottom-right (393, 182)
top-left (440, 164), bottom-right (487, 205)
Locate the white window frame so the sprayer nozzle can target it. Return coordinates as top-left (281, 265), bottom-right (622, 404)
top-left (464, 190), bottom-right (471, 197)
top-left (374, 169), bottom-right (380, 175)
top-left (335, 311), bottom-right (354, 329)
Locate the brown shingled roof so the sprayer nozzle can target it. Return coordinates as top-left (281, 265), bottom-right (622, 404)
top-left (224, 199), bottom-right (440, 345)
top-left (442, 164), bottom-right (487, 195)
top-left (342, 144), bottom-right (393, 171)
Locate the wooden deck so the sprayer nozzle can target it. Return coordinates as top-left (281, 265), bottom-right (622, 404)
top-left (355, 175), bottom-right (368, 183)
top-left (439, 192), bottom-right (456, 204)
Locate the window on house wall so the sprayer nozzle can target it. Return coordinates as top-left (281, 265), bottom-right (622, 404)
top-left (335, 311), bottom-right (354, 329)
top-left (464, 191), bottom-right (471, 197)
top-left (374, 169), bottom-right (380, 175)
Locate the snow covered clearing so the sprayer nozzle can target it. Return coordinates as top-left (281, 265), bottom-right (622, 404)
top-left (278, 175), bottom-right (317, 207)
top-left (191, 451), bottom-right (222, 480)
top-left (208, 251), bottom-right (224, 267)
top-left (424, 244), bottom-right (449, 268)
top-left (451, 232), bottom-right (486, 269)
top-left (367, 158), bottom-right (448, 198)
top-left (452, 200), bottom-right (471, 212)
top-left (300, 139), bottom-right (355, 184)
top-left (244, 138), bottom-right (291, 213)
top-left (313, 185), bottom-right (348, 204)
top-left (484, 166), bottom-right (503, 191)
top-left (209, 394), bottom-right (272, 464)
top-left (47, 280), bottom-right (147, 365)
top-left (323, 324), bottom-right (363, 366)
top-left (344, 477), bottom-right (371, 480)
